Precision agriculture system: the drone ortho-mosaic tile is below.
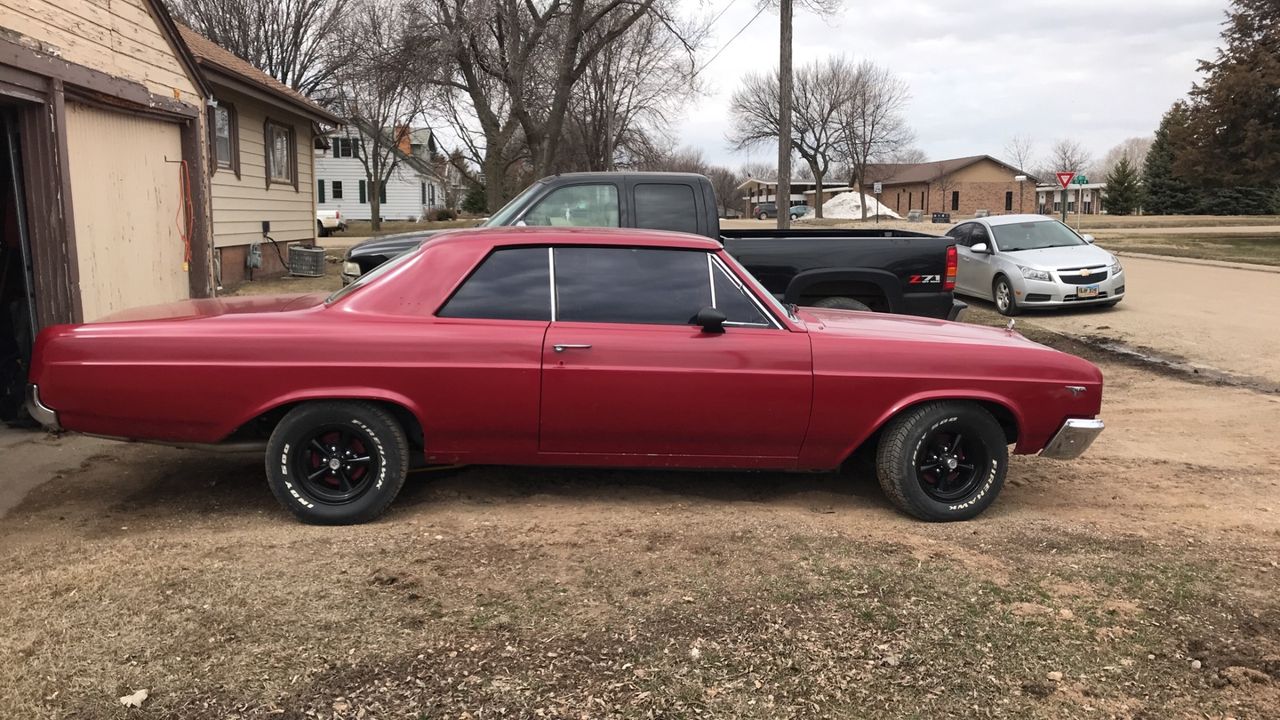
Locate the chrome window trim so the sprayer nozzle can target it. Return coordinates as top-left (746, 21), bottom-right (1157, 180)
top-left (709, 254), bottom-right (783, 329)
top-left (547, 246), bottom-right (558, 321)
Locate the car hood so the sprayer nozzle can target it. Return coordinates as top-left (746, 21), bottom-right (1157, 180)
top-left (1001, 243), bottom-right (1114, 269)
top-left (800, 307), bottom-right (1043, 350)
top-left (92, 292), bottom-right (329, 323)
top-left (345, 231), bottom-right (438, 260)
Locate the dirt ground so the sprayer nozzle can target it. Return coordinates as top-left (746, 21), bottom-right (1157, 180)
top-left (4, 299), bottom-right (1280, 717)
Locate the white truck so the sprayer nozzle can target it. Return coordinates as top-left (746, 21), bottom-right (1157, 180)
top-left (316, 210), bottom-right (347, 237)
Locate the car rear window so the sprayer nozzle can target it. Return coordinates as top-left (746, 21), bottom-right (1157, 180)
top-left (438, 247), bottom-right (551, 321)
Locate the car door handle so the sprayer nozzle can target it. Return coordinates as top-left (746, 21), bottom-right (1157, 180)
top-left (553, 344), bottom-right (592, 353)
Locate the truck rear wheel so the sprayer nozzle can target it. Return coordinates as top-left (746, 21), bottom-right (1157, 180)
top-left (265, 401), bottom-right (409, 525)
top-left (875, 401), bottom-right (1008, 521)
top-left (811, 296), bottom-right (872, 312)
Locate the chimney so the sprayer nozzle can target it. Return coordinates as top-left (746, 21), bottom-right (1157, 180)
top-left (395, 125), bottom-right (411, 156)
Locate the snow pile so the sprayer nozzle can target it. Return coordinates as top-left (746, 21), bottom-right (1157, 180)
top-left (820, 191), bottom-right (902, 220)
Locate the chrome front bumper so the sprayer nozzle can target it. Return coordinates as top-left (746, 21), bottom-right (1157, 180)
top-left (1040, 418), bottom-right (1104, 460)
top-left (25, 384), bottom-right (62, 432)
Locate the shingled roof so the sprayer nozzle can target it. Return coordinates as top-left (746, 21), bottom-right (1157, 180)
top-left (176, 24), bottom-right (340, 125)
top-left (865, 155), bottom-right (1036, 185)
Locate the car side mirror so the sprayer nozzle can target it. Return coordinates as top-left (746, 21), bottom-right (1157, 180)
top-left (970, 242), bottom-right (990, 253)
top-left (694, 307), bottom-right (727, 334)
top-left (1083, 234), bottom-right (1095, 244)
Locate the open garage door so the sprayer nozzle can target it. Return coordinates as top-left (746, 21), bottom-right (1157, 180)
top-left (0, 107), bottom-right (37, 422)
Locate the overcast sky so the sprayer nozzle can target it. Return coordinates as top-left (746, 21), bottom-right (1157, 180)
top-left (677, 0), bottom-right (1228, 170)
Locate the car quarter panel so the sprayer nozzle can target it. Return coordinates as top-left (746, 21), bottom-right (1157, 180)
top-left (796, 311), bottom-right (1103, 467)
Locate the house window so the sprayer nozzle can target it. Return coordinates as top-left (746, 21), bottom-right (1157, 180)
top-left (429, 184), bottom-right (436, 206)
top-left (265, 120), bottom-right (296, 187)
top-left (1005, 191), bottom-right (1014, 212)
top-left (332, 181), bottom-right (343, 200)
top-left (333, 137), bottom-right (359, 158)
top-left (950, 190), bottom-right (960, 211)
top-left (210, 102), bottom-right (238, 175)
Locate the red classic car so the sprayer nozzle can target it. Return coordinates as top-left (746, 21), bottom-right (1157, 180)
top-left (27, 227), bottom-right (1104, 525)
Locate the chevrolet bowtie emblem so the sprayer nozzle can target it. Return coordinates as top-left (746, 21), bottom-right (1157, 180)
top-left (1080, 268), bottom-right (1092, 277)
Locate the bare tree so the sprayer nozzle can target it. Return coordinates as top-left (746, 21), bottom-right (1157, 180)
top-left (331, 0), bottom-right (426, 230)
top-left (1042, 138), bottom-right (1093, 176)
top-left (932, 162), bottom-right (957, 215)
top-left (740, 161), bottom-right (779, 181)
top-left (170, 0), bottom-right (350, 96)
top-left (728, 57), bottom-right (854, 218)
top-left (1004, 133), bottom-right (1035, 173)
top-left (836, 60), bottom-right (914, 219)
top-left (889, 147), bottom-right (928, 164)
top-left (1097, 136), bottom-right (1154, 176)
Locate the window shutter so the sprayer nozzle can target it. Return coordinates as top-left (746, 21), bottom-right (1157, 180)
top-left (378, 181), bottom-right (387, 204)
top-left (359, 180), bottom-right (367, 204)
top-left (318, 180), bottom-right (325, 203)
top-left (333, 141), bottom-right (339, 158)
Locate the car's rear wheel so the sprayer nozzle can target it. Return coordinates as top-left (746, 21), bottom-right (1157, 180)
top-left (875, 401), bottom-right (1009, 521)
top-left (811, 296), bottom-right (872, 312)
top-left (265, 401), bottom-right (409, 525)
top-left (993, 276), bottom-right (1021, 316)
top-left (757, 212), bottom-right (768, 220)
top-left (317, 221), bottom-right (330, 238)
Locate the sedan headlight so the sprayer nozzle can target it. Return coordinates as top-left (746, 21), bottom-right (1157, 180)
top-left (1018, 265), bottom-right (1051, 282)
top-left (1109, 257), bottom-right (1123, 275)
top-left (342, 261), bottom-right (361, 277)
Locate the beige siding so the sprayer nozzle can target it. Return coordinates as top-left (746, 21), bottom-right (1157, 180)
top-left (0, 0), bottom-right (199, 101)
top-left (209, 88), bottom-right (316, 248)
top-left (64, 102), bottom-right (190, 320)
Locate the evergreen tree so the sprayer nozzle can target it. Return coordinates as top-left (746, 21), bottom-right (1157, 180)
top-left (1104, 156), bottom-right (1142, 215)
top-left (1143, 103), bottom-right (1199, 214)
top-left (1181, 0), bottom-right (1280, 187)
top-left (461, 184), bottom-right (488, 215)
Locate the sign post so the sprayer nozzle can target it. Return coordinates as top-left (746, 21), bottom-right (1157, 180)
top-left (1073, 174), bottom-right (1089, 227)
top-left (1055, 172), bottom-right (1076, 222)
top-left (873, 181), bottom-right (883, 225)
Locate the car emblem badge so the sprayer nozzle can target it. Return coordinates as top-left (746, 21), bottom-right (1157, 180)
top-left (1066, 385), bottom-right (1086, 397)
top-left (1080, 268), bottom-right (1091, 277)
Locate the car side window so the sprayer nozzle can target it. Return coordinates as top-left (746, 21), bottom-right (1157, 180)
top-left (438, 247), bottom-right (551, 321)
top-left (970, 224), bottom-right (992, 248)
top-left (949, 223), bottom-right (973, 247)
top-left (554, 247), bottom-right (709, 325)
top-left (634, 183), bottom-right (699, 234)
top-left (711, 257), bottom-right (772, 327)
top-left (521, 184), bottom-right (620, 228)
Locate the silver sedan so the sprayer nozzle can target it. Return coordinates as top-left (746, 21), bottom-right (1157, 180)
top-left (948, 214), bottom-right (1125, 316)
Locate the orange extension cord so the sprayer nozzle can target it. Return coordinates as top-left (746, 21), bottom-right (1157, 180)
top-left (176, 160), bottom-right (193, 272)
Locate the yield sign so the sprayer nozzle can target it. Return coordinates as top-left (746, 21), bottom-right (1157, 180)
top-left (1055, 171), bottom-right (1077, 189)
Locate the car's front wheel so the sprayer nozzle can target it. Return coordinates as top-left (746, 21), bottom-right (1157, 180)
top-left (993, 275), bottom-right (1021, 316)
top-left (265, 401), bottom-right (409, 525)
top-left (757, 212), bottom-right (768, 220)
top-left (875, 401), bottom-right (1009, 521)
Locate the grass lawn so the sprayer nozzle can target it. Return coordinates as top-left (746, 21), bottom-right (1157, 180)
top-left (1075, 214), bottom-right (1280, 230)
top-left (331, 218), bottom-right (483, 238)
top-left (1095, 233), bottom-right (1280, 266)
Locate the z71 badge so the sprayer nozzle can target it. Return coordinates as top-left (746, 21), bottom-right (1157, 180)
top-left (909, 274), bottom-right (941, 284)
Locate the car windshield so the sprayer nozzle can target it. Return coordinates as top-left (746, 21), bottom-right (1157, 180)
top-left (483, 182), bottom-right (545, 227)
top-left (992, 220), bottom-right (1088, 252)
top-left (325, 247), bottom-right (419, 304)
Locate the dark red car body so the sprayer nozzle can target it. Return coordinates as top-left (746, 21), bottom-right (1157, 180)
top-left (29, 227), bottom-right (1102, 473)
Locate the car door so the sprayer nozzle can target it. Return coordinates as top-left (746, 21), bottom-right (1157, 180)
top-left (949, 223), bottom-right (977, 295)
top-left (540, 246), bottom-right (813, 463)
top-left (967, 223), bottom-right (998, 299)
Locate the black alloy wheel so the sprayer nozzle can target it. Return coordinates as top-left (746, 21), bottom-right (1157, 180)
top-left (295, 424), bottom-right (379, 504)
top-left (914, 428), bottom-right (990, 503)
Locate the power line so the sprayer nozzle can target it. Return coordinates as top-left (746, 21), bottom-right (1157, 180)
top-left (706, 0), bottom-right (742, 29)
top-left (694, 3), bottom-right (769, 79)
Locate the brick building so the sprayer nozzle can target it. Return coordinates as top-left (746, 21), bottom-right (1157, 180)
top-left (866, 155), bottom-right (1037, 218)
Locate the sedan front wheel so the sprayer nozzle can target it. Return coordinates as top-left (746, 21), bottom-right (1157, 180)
top-left (265, 401), bottom-right (409, 524)
top-left (993, 276), bottom-right (1021, 317)
top-left (875, 401), bottom-right (1009, 521)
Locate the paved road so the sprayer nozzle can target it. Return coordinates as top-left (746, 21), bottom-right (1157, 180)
top-left (989, 255), bottom-right (1280, 385)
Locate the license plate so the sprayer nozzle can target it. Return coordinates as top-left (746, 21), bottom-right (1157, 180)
top-left (1076, 285), bottom-right (1100, 299)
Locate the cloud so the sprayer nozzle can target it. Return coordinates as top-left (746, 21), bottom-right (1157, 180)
top-left (679, 0), bottom-right (1226, 168)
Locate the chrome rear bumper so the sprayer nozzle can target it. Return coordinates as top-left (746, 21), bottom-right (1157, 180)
top-left (1040, 418), bottom-right (1104, 460)
top-left (25, 384), bottom-right (62, 432)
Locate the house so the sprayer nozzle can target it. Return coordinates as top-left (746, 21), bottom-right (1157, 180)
top-left (1, 0), bottom-right (212, 419)
top-left (737, 179), bottom-right (820, 211)
top-left (1036, 182), bottom-right (1107, 215)
top-left (864, 155), bottom-right (1038, 218)
top-left (315, 125), bottom-right (447, 223)
top-left (177, 25), bottom-right (340, 285)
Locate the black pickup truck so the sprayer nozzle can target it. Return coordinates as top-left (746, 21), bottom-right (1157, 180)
top-left (341, 172), bottom-right (964, 319)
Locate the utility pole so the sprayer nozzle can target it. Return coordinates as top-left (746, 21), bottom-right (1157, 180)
top-left (776, 0), bottom-right (792, 230)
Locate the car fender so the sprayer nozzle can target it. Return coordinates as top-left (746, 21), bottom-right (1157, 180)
top-left (784, 267), bottom-right (903, 310)
top-left (851, 389), bottom-right (1028, 458)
